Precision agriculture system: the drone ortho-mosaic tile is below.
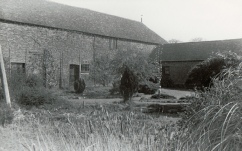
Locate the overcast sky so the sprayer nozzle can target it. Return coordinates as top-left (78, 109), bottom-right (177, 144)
top-left (49, 0), bottom-right (242, 42)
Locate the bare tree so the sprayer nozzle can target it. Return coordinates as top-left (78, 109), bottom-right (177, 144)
top-left (168, 39), bottom-right (182, 43)
top-left (190, 37), bottom-right (204, 42)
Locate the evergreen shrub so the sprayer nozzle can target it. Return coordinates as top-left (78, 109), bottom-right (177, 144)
top-left (119, 66), bottom-right (138, 102)
top-left (74, 78), bottom-right (86, 94)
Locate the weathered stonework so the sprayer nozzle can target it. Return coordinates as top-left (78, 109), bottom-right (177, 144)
top-left (0, 21), bottom-right (158, 89)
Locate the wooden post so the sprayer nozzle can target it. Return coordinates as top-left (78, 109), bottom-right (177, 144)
top-left (0, 45), bottom-right (11, 108)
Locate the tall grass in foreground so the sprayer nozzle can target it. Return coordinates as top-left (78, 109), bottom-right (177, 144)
top-left (180, 63), bottom-right (242, 151)
top-left (2, 104), bottom-right (180, 151)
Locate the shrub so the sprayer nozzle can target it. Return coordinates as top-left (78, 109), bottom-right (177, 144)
top-left (89, 54), bottom-right (113, 86)
top-left (9, 73), bottom-right (62, 108)
top-left (160, 76), bottom-right (174, 88)
top-left (148, 76), bottom-right (159, 83)
top-left (119, 66), bottom-right (138, 102)
top-left (185, 51), bottom-right (241, 89)
top-left (185, 57), bottom-right (225, 89)
top-left (109, 80), bottom-right (121, 95)
top-left (25, 74), bottom-right (44, 87)
top-left (179, 62), bottom-right (242, 150)
top-left (9, 71), bottom-right (26, 97)
top-left (74, 78), bottom-right (86, 94)
top-left (138, 81), bottom-right (159, 94)
top-left (17, 86), bottom-right (56, 107)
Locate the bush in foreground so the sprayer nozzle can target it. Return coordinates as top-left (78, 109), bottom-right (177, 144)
top-left (180, 62), bottom-right (242, 150)
top-left (17, 86), bottom-right (57, 107)
top-left (9, 73), bottom-right (67, 108)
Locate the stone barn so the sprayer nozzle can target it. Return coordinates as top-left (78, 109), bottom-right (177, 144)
top-left (0, 0), bottom-right (167, 90)
top-left (150, 38), bottom-right (242, 88)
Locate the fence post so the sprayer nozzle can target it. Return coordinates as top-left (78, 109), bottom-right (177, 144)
top-left (0, 45), bottom-right (11, 108)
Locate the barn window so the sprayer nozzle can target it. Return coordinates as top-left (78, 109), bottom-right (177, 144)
top-left (81, 60), bottom-right (90, 73)
top-left (109, 38), bottom-right (117, 50)
top-left (11, 62), bottom-right (26, 74)
top-left (163, 66), bottom-right (170, 75)
top-left (81, 64), bottom-right (89, 73)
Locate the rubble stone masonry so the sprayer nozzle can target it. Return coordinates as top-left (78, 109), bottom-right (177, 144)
top-left (0, 21), bottom-right (157, 89)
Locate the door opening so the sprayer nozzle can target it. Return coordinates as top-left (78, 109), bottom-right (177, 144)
top-left (69, 64), bottom-right (80, 90)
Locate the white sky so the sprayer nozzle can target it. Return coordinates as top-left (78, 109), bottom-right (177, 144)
top-left (49, 0), bottom-right (242, 42)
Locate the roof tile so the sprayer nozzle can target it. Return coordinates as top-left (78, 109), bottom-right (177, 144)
top-left (0, 0), bottom-right (167, 44)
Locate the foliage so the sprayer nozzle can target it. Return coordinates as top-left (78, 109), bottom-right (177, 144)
top-left (109, 80), bottom-right (121, 95)
top-left (43, 49), bottom-right (59, 88)
top-left (160, 76), bottom-right (174, 88)
top-left (74, 78), bottom-right (86, 94)
top-left (120, 66), bottom-right (138, 102)
top-left (9, 72), bottom-right (41, 98)
top-left (109, 49), bottom-right (157, 96)
top-left (17, 87), bottom-right (57, 107)
top-left (9, 72), bottom-right (62, 108)
top-left (89, 48), bottom-right (155, 87)
top-left (138, 80), bottom-right (159, 94)
top-left (111, 49), bottom-right (156, 83)
top-left (185, 51), bottom-right (241, 89)
top-left (185, 57), bottom-right (224, 89)
top-left (89, 54), bottom-right (113, 86)
top-left (179, 61), bottom-right (242, 150)
top-left (0, 102), bottom-right (14, 127)
top-left (91, 49), bottom-right (157, 95)
top-left (83, 86), bottom-right (116, 99)
top-left (25, 74), bottom-right (44, 87)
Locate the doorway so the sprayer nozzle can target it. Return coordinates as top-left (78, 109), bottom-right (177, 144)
top-left (69, 64), bottom-right (80, 89)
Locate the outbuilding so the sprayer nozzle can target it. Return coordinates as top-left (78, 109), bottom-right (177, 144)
top-left (150, 38), bottom-right (242, 88)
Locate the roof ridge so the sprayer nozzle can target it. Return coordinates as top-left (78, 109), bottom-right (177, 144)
top-left (165, 38), bottom-right (242, 45)
top-left (48, 1), bottom-right (143, 24)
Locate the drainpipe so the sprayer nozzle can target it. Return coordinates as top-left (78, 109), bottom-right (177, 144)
top-left (93, 36), bottom-right (96, 86)
top-left (59, 49), bottom-right (63, 89)
top-left (158, 45), bottom-right (163, 84)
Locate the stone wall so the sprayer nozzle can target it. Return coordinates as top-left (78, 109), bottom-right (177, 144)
top-left (0, 21), bottom-right (158, 89)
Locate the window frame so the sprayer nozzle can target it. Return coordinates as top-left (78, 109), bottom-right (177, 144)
top-left (11, 62), bottom-right (26, 74)
top-left (109, 38), bottom-right (117, 50)
top-left (81, 60), bottom-right (90, 73)
top-left (163, 66), bottom-right (170, 75)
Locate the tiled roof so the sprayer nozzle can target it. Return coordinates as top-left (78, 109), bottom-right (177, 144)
top-left (0, 0), bottom-right (167, 44)
top-left (150, 38), bottom-right (242, 61)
